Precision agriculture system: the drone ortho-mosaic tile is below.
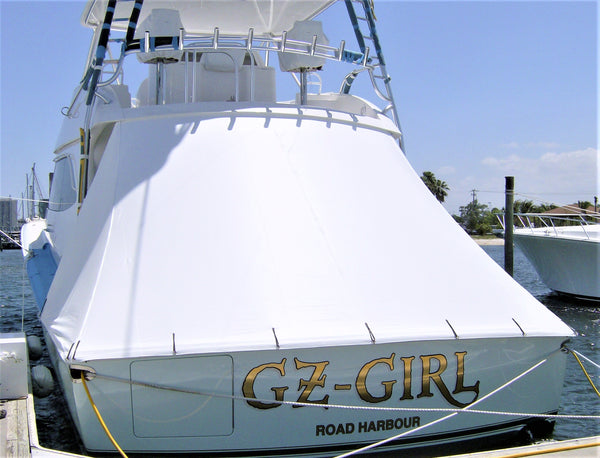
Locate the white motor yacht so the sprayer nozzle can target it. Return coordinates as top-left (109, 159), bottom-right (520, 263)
top-left (513, 213), bottom-right (600, 301)
top-left (22, 1), bottom-right (574, 455)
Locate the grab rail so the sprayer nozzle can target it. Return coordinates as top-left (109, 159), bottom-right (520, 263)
top-left (62, 24), bottom-right (398, 124)
top-left (498, 213), bottom-right (599, 241)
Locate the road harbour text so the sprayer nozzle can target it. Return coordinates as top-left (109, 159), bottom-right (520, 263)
top-left (242, 351), bottom-right (480, 410)
top-left (316, 417), bottom-right (421, 437)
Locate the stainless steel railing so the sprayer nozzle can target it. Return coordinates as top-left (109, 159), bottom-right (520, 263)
top-left (63, 26), bottom-right (396, 121)
top-left (498, 212), bottom-right (600, 240)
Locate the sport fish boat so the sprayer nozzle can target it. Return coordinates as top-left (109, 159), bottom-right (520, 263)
top-left (22, 0), bottom-right (574, 455)
top-left (512, 213), bottom-right (600, 301)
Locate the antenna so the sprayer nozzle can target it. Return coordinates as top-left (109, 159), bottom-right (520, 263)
top-left (31, 165), bottom-right (35, 218)
top-left (25, 173), bottom-right (31, 219)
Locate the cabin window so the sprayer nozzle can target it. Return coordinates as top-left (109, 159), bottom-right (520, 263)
top-left (49, 156), bottom-right (76, 212)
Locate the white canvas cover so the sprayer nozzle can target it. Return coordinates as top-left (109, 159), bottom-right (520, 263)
top-left (82, 0), bottom-right (337, 36)
top-left (41, 108), bottom-right (574, 361)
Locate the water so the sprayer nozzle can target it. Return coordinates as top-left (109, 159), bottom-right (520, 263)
top-left (481, 244), bottom-right (600, 440)
top-left (1, 245), bottom-right (598, 454)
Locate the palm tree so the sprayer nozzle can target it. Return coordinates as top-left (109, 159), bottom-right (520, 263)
top-left (513, 199), bottom-right (535, 214)
top-left (420, 171), bottom-right (449, 203)
top-left (577, 200), bottom-right (592, 210)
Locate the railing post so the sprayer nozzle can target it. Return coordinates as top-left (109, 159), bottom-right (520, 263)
top-left (504, 176), bottom-right (514, 276)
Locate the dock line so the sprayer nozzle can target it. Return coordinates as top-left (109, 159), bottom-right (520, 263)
top-left (564, 346), bottom-right (600, 398)
top-left (81, 373), bottom-right (128, 458)
top-left (335, 357), bottom-right (550, 457)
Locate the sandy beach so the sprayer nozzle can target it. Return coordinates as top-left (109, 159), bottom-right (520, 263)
top-left (472, 237), bottom-right (505, 246)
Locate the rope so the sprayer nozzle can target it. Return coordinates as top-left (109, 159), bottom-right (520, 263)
top-left (334, 358), bottom-right (551, 457)
top-left (569, 348), bottom-right (600, 369)
top-left (0, 195), bottom-right (75, 207)
top-left (80, 373), bottom-right (128, 458)
top-left (72, 347), bottom-right (600, 458)
top-left (565, 347), bottom-right (600, 398)
top-left (72, 350), bottom-right (600, 458)
top-left (81, 352), bottom-right (599, 422)
top-left (0, 228), bottom-right (24, 250)
top-left (0, 195), bottom-right (43, 203)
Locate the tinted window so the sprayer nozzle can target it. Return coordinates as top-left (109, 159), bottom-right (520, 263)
top-left (49, 156), bottom-right (77, 211)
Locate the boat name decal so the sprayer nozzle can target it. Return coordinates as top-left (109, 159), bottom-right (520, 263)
top-left (242, 351), bottom-right (480, 410)
top-left (315, 416), bottom-right (421, 437)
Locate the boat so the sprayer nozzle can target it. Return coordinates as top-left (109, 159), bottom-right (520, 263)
top-left (20, 0), bottom-right (575, 455)
top-left (512, 213), bottom-right (600, 301)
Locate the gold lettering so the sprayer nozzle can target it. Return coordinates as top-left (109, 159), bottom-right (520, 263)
top-left (418, 354), bottom-right (446, 399)
top-left (356, 354), bottom-right (397, 403)
top-left (294, 358), bottom-right (330, 407)
top-left (453, 351), bottom-right (480, 401)
top-left (399, 356), bottom-right (414, 400)
top-left (242, 359), bottom-right (288, 409)
top-left (418, 354), bottom-right (474, 408)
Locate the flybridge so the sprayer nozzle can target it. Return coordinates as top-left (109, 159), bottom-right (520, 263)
top-left (68, 0), bottom-right (400, 132)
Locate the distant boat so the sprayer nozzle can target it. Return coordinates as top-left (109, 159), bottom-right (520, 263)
top-left (513, 212), bottom-right (600, 301)
top-left (21, 0), bottom-right (574, 455)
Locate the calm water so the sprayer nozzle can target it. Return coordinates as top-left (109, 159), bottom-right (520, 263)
top-left (1, 245), bottom-right (598, 454)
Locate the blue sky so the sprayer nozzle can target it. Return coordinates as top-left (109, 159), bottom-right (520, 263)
top-left (1, 1), bottom-right (597, 215)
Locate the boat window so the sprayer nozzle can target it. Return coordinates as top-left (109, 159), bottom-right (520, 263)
top-left (49, 156), bottom-right (77, 212)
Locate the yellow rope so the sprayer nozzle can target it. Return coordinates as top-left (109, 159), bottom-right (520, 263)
top-left (81, 373), bottom-right (129, 458)
top-left (571, 350), bottom-right (600, 398)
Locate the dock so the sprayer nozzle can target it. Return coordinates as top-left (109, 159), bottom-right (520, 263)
top-left (0, 395), bottom-right (87, 457)
top-left (1, 332), bottom-right (598, 457)
top-left (0, 333), bottom-right (84, 458)
top-left (0, 397), bottom-right (29, 457)
top-left (443, 436), bottom-right (600, 457)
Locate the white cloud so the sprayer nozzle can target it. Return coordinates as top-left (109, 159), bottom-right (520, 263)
top-left (481, 147), bottom-right (598, 201)
top-left (442, 147), bottom-right (598, 215)
top-left (481, 154), bottom-right (522, 168)
top-left (482, 147), bottom-right (596, 175)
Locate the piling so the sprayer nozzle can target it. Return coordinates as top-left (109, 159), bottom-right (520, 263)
top-left (504, 176), bottom-right (514, 276)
